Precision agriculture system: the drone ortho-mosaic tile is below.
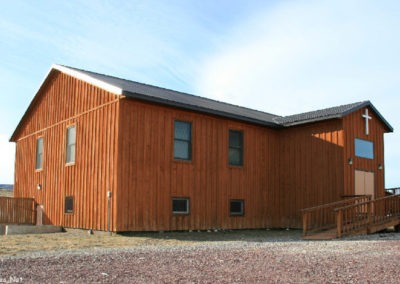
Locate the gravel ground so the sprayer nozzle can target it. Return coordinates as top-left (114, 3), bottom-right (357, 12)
top-left (1, 230), bottom-right (400, 283)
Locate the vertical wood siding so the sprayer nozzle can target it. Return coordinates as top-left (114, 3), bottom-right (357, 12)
top-left (342, 107), bottom-right (387, 198)
top-left (13, 71), bottom-right (119, 231)
top-left (277, 120), bottom-right (345, 228)
top-left (116, 99), bottom-right (280, 231)
top-left (12, 71), bottom-right (391, 232)
top-left (0, 197), bottom-right (36, 224)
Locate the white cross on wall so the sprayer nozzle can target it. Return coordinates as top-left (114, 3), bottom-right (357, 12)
top-left (362, 108), bottom-right (372, 135)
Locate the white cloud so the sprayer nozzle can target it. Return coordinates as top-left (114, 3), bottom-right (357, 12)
top-left (195, 0), bottom-right (400, 114)
top-left (195, 1), bottom-right (400, 186)
top-left (1, 0), bottom-right (399, 186)
top-left (0, 134), bottom-right (15, 184)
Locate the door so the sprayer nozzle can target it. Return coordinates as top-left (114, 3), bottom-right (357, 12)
top-left (355, 170), bottom-right (375, 199)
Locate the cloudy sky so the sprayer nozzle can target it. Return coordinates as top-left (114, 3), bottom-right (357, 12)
top-left (0, 0), bottom-right (399, 186)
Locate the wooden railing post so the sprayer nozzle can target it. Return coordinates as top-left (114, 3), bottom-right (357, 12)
top-left (303, 211), bottom-right (309, 236)
top-left (366, 201), bottom-right (372, 234)
top-left (336, 209), bottom-right (343, 238)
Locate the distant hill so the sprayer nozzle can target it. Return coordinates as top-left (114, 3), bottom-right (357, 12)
top-left (0, 184), bottom-right (13, 190)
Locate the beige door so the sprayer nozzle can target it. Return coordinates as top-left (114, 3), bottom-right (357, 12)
top-left (355, 170), bottom-right (375, 199)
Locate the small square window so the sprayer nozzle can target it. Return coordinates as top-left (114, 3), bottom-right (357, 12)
top-left (65, 196), bottom-right (74, 214)
top-left (172, 198), bottom-right (189, 214)
top-left (230, 200), bottom-right (244, 216)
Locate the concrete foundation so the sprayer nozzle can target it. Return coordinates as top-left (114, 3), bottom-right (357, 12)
top-left (2, 224), bottom-right (63, 235)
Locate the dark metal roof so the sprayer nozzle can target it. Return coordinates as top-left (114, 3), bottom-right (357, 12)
top-left (274, 101), bottom-right (393, 132)
top-left (53, 65), bottom-right (394, 132)
top-left (11, 64), bottom-right (393, 142)
top-left (56, 65), bottom-right (281, 127)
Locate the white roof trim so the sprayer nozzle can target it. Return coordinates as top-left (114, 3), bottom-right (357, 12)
top-left (51, 64), bottom-right (123, 95)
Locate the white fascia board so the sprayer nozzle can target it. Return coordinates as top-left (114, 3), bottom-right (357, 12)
top-left (51, 64), bottom-right (123, 95)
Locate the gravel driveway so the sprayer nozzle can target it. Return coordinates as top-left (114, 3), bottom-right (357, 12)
top-left (1, 230), bottom-right (400, 283)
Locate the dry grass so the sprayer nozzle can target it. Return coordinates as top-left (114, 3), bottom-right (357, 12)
top-left (0, 189), bottom-right (13, 197)
top-left (0, 232), bottom-right (184, 258)
top-left (0, 229), bottom-right (301, 258)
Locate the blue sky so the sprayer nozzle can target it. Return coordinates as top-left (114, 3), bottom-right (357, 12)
top-left (0, 0), bottom-right (399, 187)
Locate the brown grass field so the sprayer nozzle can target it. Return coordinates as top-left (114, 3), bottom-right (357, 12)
top-left (0, 229), bottom-right (301, 258)
top-left (0, 189), bottom-right (13, 197)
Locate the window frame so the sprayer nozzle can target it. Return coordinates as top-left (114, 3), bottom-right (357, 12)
top-left (230, 199), bottom-right (245, 216)
top-left (228, 130), bottom-right (243, 166)
top-left (35, 137), bottom-right (44, 170)
top-left (173, 120), bottom-right (192, 161)
top-left (172, 197), bottom-right (190, 215)
top-left (355, 138), bottom-right (374, 160)
top-left (66, 125), bottom-right (76, 165)
top-left (64, 196), bottom-right (74, 214)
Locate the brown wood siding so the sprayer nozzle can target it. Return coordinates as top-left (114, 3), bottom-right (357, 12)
top-left (14, 72), bottom-right (118, 140)
top-left (12, 70), bottom-right (391, 232)
top-left (342, 107), bottom-right (387, 198)
top-left (0, 197), bottom-right (36, 224)
top-left (13, 71), bottom-right (120, 231)
top-left (278, 120), bottom-right (345, 228)
top-left (116, 98), bottom-right (280, 231)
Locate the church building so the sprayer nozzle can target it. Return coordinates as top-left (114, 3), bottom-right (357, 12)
top-left (10, 64), bottom-right (393, 232)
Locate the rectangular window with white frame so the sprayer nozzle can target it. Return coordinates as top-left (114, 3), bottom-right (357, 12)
top-left (229, 130), bottom-right (243, 166)
top-left (66, 125), bottom-right (76, 164)
top-left (355, 138), bottom-right (374, 159)
top-left (35, 137), bottom-right (44, 170)
top-left (172, 197), bottom-right (190, 214)
top-left (173, 120), bottom-right (192, 160)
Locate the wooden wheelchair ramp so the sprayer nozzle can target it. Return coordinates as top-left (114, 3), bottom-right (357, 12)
top-left (302, 194), bottom-right (400, 240)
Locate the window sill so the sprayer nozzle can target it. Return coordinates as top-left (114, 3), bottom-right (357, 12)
top-left (65, 162), bottom-right (76, 167)
top-left (172, 211), bottom-right (190, 216)
top-left (228, 165), bottom-right (244, 169)
top-left (35, 168), bottom-right (43, 173)
top-left (173, 159), bottom-right (192, 164)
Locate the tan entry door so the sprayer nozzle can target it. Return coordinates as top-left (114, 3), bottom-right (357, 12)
top-left (355, 170), bottom-right (375, 199)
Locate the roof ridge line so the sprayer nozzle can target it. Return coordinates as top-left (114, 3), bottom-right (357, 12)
top-left (56, 64), bottom-right (281, 118)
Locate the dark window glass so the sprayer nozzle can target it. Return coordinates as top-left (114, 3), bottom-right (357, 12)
top-left (355, 138), bottom-right (374, 159)
top-left (174, 121), bottom-right (192, 160)
top-left (172, 198), bottom-right (189, 214)
top-left (65, 196), bottom-right (74, 213)
top-left (229, 130), bottom-right (243, 166)
top-left (66, 126), bottom-right (76, 164)
top-left (230, 200), bottom-right (244, 216)
top-left (36, 137), bottom-right (44, 170)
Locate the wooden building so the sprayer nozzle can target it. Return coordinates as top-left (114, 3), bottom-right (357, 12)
top-left (10, 65), bottom-right (393, 232)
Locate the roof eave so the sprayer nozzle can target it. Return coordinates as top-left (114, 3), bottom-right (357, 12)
top-left (122, 91), bottom-right (280, 128)
top-left (341, 101), bottom-right (394, 133)
top-left (52, 64), bottom-right (123, 95)
top-left (10, 65), bottom-right (125, 142)
top-left (280, 115), bottom-right (342, 127)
